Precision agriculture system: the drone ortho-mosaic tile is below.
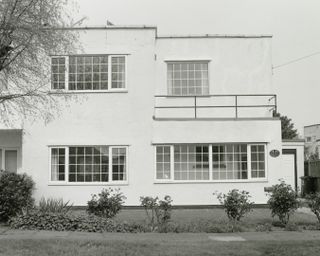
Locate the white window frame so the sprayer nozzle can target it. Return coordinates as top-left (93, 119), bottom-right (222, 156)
top-left (154, 143), bottom-right (268, 183)
top-left (166, 60), bottom-right (210, 96)
top-left (48, 145), bottom-right (128, 185)
top-left (50, 55), bottom-right (127, 93)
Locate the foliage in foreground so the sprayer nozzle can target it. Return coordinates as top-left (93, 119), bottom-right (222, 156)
top-left (87, 188), bottom-right (126, 218)
top-left (10, 212), bottom-right (143, 233)
top-left (140, 195), bottom-right (173, 232)
top-left (38, 197), bottom-right (73, 214)
top-left (215, 189), bottom-right (254, 222)
top-left (0, 0), bottom-right (79, 124)
top-left (267, 181), bottom-right (299, 225)
top-left (306, 192), bottom-right (320, 223)
top-left (0, 171), bottom-right (35, 222)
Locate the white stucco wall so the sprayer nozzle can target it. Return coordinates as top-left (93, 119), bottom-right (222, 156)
top-left (4, 27), bottom-right (287, 206)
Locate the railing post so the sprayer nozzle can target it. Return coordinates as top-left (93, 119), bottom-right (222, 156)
top-left (194, 96), bottom-right (197, 119)
top-left (235, 95), bottom-right (238, 118)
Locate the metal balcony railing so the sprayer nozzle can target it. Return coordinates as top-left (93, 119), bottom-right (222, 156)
top-left (154, 94), bottom-right (277, 119)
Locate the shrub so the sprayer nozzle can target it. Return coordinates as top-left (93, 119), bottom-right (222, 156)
top-left (9, 211), bottom-right (144, 233)
top-left (284, 222), bottom-right (300, 231)
top-left (87, 188), bottom-right (126, 218)
top-left (306, 192), bottom-right (320, 223)
top-left (140, 195), bottom-right (173, 232)
top-left (0, 171), bottom-right (34, 222)
top-left (255, 223), bottom-right (272, 232)
top-left (38, 197), bottom-right (73, 214)
top-left (267, 181), bottom-right (299, 225)
top-left (215, 189), bottom-right (254, 222)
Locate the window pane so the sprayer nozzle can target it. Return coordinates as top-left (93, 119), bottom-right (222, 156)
top-left (212, 144), bottom-right (248, 180)
top-left (173, 145), bottom-right (209, 180)
top-left (68, 56), bottom-right (110, 91)
top-left (51, 148), bottom-right (65, 181)
top-left (111, 147), bottom-right (127, 181)
top-left (156, 146), bottom-right (171, 179)
top-left (51, 57), bottom-right (66, 89)
top-left (68, 146), bottom-right (109, 182)
top-left (251, 145), bottom-right (266, 178)
top-left (168, 62), bottom-right (209, 96)
top-left (111, 56), bottom-right (126, 89)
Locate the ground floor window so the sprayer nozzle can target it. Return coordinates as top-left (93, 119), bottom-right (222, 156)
top-left (50, 146), bottom-right (127, 183)
top-left (0, 148), bottom-right (18, 173)
top-left (155, 144), bottom-right (266, 181)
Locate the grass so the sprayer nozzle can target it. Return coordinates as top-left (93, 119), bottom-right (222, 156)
top-left (113, 208), bottom-right (318, 231)
top-left (1, 234), bottom-right (320, 256)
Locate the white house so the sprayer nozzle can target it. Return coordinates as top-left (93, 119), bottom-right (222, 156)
top-left (0, 25), bottom-right (304, 206)
top-left (305, 124), bottom-right (320, 159)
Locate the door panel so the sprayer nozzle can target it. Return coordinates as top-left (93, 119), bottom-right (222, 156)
top-left (5, 150), bottom-right (18, 173)
top-left (282, 154), bottom-right (295, 188)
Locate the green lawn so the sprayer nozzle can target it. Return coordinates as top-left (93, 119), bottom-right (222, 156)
top-left (113, 208), bottom-right (317, 231)
top-left (1, 234), bottom-right (320, 256)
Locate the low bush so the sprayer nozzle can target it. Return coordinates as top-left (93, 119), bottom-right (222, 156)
top-left (140, 195), bottom-right (173, 232)
top-left (255, 223), bottom-right (272, 232)
top-left (284, 222), bottom-right (300, 231)
top-left (267, 181), bottom-right (299, 225)
top-left (215, 189), bottom-right (254, 222)
top-left (306, 192), bottom-right (320, 223)
top-left (10, 212), bottom-right (144, 233)
top-left (0, 171), bottom-right (35, 222)
top-left (38, 197), bottom-right (73, 214)
top-left (87, 188), bottom-right (126, 218)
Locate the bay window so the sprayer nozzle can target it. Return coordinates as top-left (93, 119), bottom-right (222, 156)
top-left (155, 144), bottom-right (266, 182)
top-left (50, 146), bottom-right (127, 183)
top-left (51, 55), bottom-right (126, 91)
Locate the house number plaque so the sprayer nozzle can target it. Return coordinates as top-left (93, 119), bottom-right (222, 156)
top-left (269, 149), bottom-right (280, 158)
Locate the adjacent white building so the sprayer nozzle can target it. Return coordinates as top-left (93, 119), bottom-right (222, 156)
top-left (305, 124), bottom-right (320, 159)
top-left (0, 25), bottom-right (304, 205)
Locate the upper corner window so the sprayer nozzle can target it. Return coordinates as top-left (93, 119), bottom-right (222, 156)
top-left (51, 57), bottom-right (66, 90)
top-left (167, 61), bottom-right (209, 96)
top-left (51, 55), bottom-right (126, 91)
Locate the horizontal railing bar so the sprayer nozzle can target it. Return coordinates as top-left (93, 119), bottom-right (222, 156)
top-left (155, 94), bottom-right (276, 98)
top-left (155, 105), bottom-right (276, 109)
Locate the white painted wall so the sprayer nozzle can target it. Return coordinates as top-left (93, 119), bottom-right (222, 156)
top-left (282, 140), bottom-right (305, 192)
top-left (0, 27), bottom-right (288, 205)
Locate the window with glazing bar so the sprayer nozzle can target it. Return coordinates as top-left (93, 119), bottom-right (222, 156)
top-left (167, 61), bottom-right (209, 96)
top-left (155, 144), bottom-right (266, 181)
top-left (50, 146), bottom-right (127, 183)
top-left (51, 55), bottom-right (126, 91)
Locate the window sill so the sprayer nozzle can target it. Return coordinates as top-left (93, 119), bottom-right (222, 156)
top-left (49, 89), bottom-right (128, 94)
top-left (48, 182), bottom-right (129, 186)
top-left (154, 179), bottom-right (268, 184)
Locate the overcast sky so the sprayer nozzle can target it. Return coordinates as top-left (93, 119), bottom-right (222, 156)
top-left (74, 0), bottom-right (320, 135)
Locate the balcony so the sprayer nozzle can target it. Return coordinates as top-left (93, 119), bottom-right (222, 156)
top-left (154, 94), bottom-right (277, 120)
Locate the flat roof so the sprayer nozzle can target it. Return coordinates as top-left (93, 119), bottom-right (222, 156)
top-left (304, 124), bottom-right (320, 128)
top-left (157, 34), bottom-right (272, 39)
top-left (54, 25), bottom-right (272, 38)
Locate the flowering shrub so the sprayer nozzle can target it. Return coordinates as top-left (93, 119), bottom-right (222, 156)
top-left (140, 195), bottom-right (173, 232)
top-left (0, 171), bottom-right (34, 222)
top-left (267, 181), bottom-right (299, 225)
top-left (215, 189), bottom-right (253, 222)
top-left (87, 188), bottom-right (126, 218)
